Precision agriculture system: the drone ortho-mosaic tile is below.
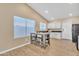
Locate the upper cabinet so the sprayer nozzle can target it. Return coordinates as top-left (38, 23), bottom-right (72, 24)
top-left (48, 21), bottom-right (62, 39)
top-left (48, 21), bottom-right (62, 29)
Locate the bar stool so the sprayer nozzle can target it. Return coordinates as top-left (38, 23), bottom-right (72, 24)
top-left (45, 34), bottom-right (50, 46)
top-left (36, 34), bottom-right (43, 46)
top-left (31, 33), bottom-right (37, 44)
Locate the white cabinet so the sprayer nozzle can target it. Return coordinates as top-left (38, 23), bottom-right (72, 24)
top-left (48, 22), bottom-right (61, 29)
top-left (50, 32), bottom-right (61, 39)
top-left (55, 33), bottom-right (61, 39)
top-left (55, 23), bottom-right (61, 28)
top-left (50, 33), bottom-right (54, 38)
top-left (48, 21), bottom-right (62, 39)
top-left (48, 23), bottom-right (55, 29)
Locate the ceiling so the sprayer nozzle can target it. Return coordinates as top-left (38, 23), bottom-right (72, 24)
top-left (28, 3), bottom-right (79, 21)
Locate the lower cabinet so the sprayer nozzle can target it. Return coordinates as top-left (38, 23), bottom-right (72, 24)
top-left (50, 33), bottom-right (61, 39)
top-left (50, 33), bottom-right (54, 39)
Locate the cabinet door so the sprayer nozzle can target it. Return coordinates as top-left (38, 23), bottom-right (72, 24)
top-left (50, 33), bottom-right (61, 39)
top-left (48, 22), bottom-right (61, 29)
top-left (55, 22), bottom-right (61, 28)
top-left (50, 33), bottom-right (54, 39)
top-left (48, 23), bottom-right (55, 29)
top-left (54, 33), bottom-right (61, 39)
top-left (56, 33), bottom-right (61, 39)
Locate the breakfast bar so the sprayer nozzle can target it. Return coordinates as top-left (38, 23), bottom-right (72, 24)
top-left (31, 32), bottom-right (50, 48)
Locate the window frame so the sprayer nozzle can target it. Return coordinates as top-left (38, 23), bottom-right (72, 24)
top-left (40, 22), bottom-right (47, 31)
top-left (13, 16), bottom-right (36, 39)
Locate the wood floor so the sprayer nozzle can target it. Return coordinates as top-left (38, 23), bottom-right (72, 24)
top-left (1, 39), bottom-right (79, 56)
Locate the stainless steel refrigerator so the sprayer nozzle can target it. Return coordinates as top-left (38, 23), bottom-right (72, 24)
top-left (72, 24), bottom-right (79, 50)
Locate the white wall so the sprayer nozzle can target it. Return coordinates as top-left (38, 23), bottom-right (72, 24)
top-left (62, 19), bottom-right (72, 40)
top-left (62, 17), bottom-right (79, 40)
top-left (0, 4), bottom-right (48, 52)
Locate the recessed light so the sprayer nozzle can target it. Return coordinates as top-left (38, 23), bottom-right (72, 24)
top-left (44, 10), bottom-right (48, 14)
top-left (69, 13), bottom-right (72, 16)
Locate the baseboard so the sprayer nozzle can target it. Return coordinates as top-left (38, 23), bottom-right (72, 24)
top-left (0, 42), bottom-right (30, 54)
top-left (61, 38), bottom-right (72, 40)
top-left (51, 38), bottom-right (72, 40)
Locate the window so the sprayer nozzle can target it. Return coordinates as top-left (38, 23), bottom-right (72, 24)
top-left (40, 22), bottom-right (46, 31)
top-left (26, 18), bottom-right (35, 36)
top-left (14, 16), bottom-right (26, 38)
top-left (14, 16), bottom-right (35, 39)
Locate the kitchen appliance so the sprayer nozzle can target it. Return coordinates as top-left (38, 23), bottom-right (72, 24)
top-left (72, 24), bottom-right (79, 50)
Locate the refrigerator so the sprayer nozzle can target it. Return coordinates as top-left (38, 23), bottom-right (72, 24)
top-left (72, 24), bottom-right (79, 50)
